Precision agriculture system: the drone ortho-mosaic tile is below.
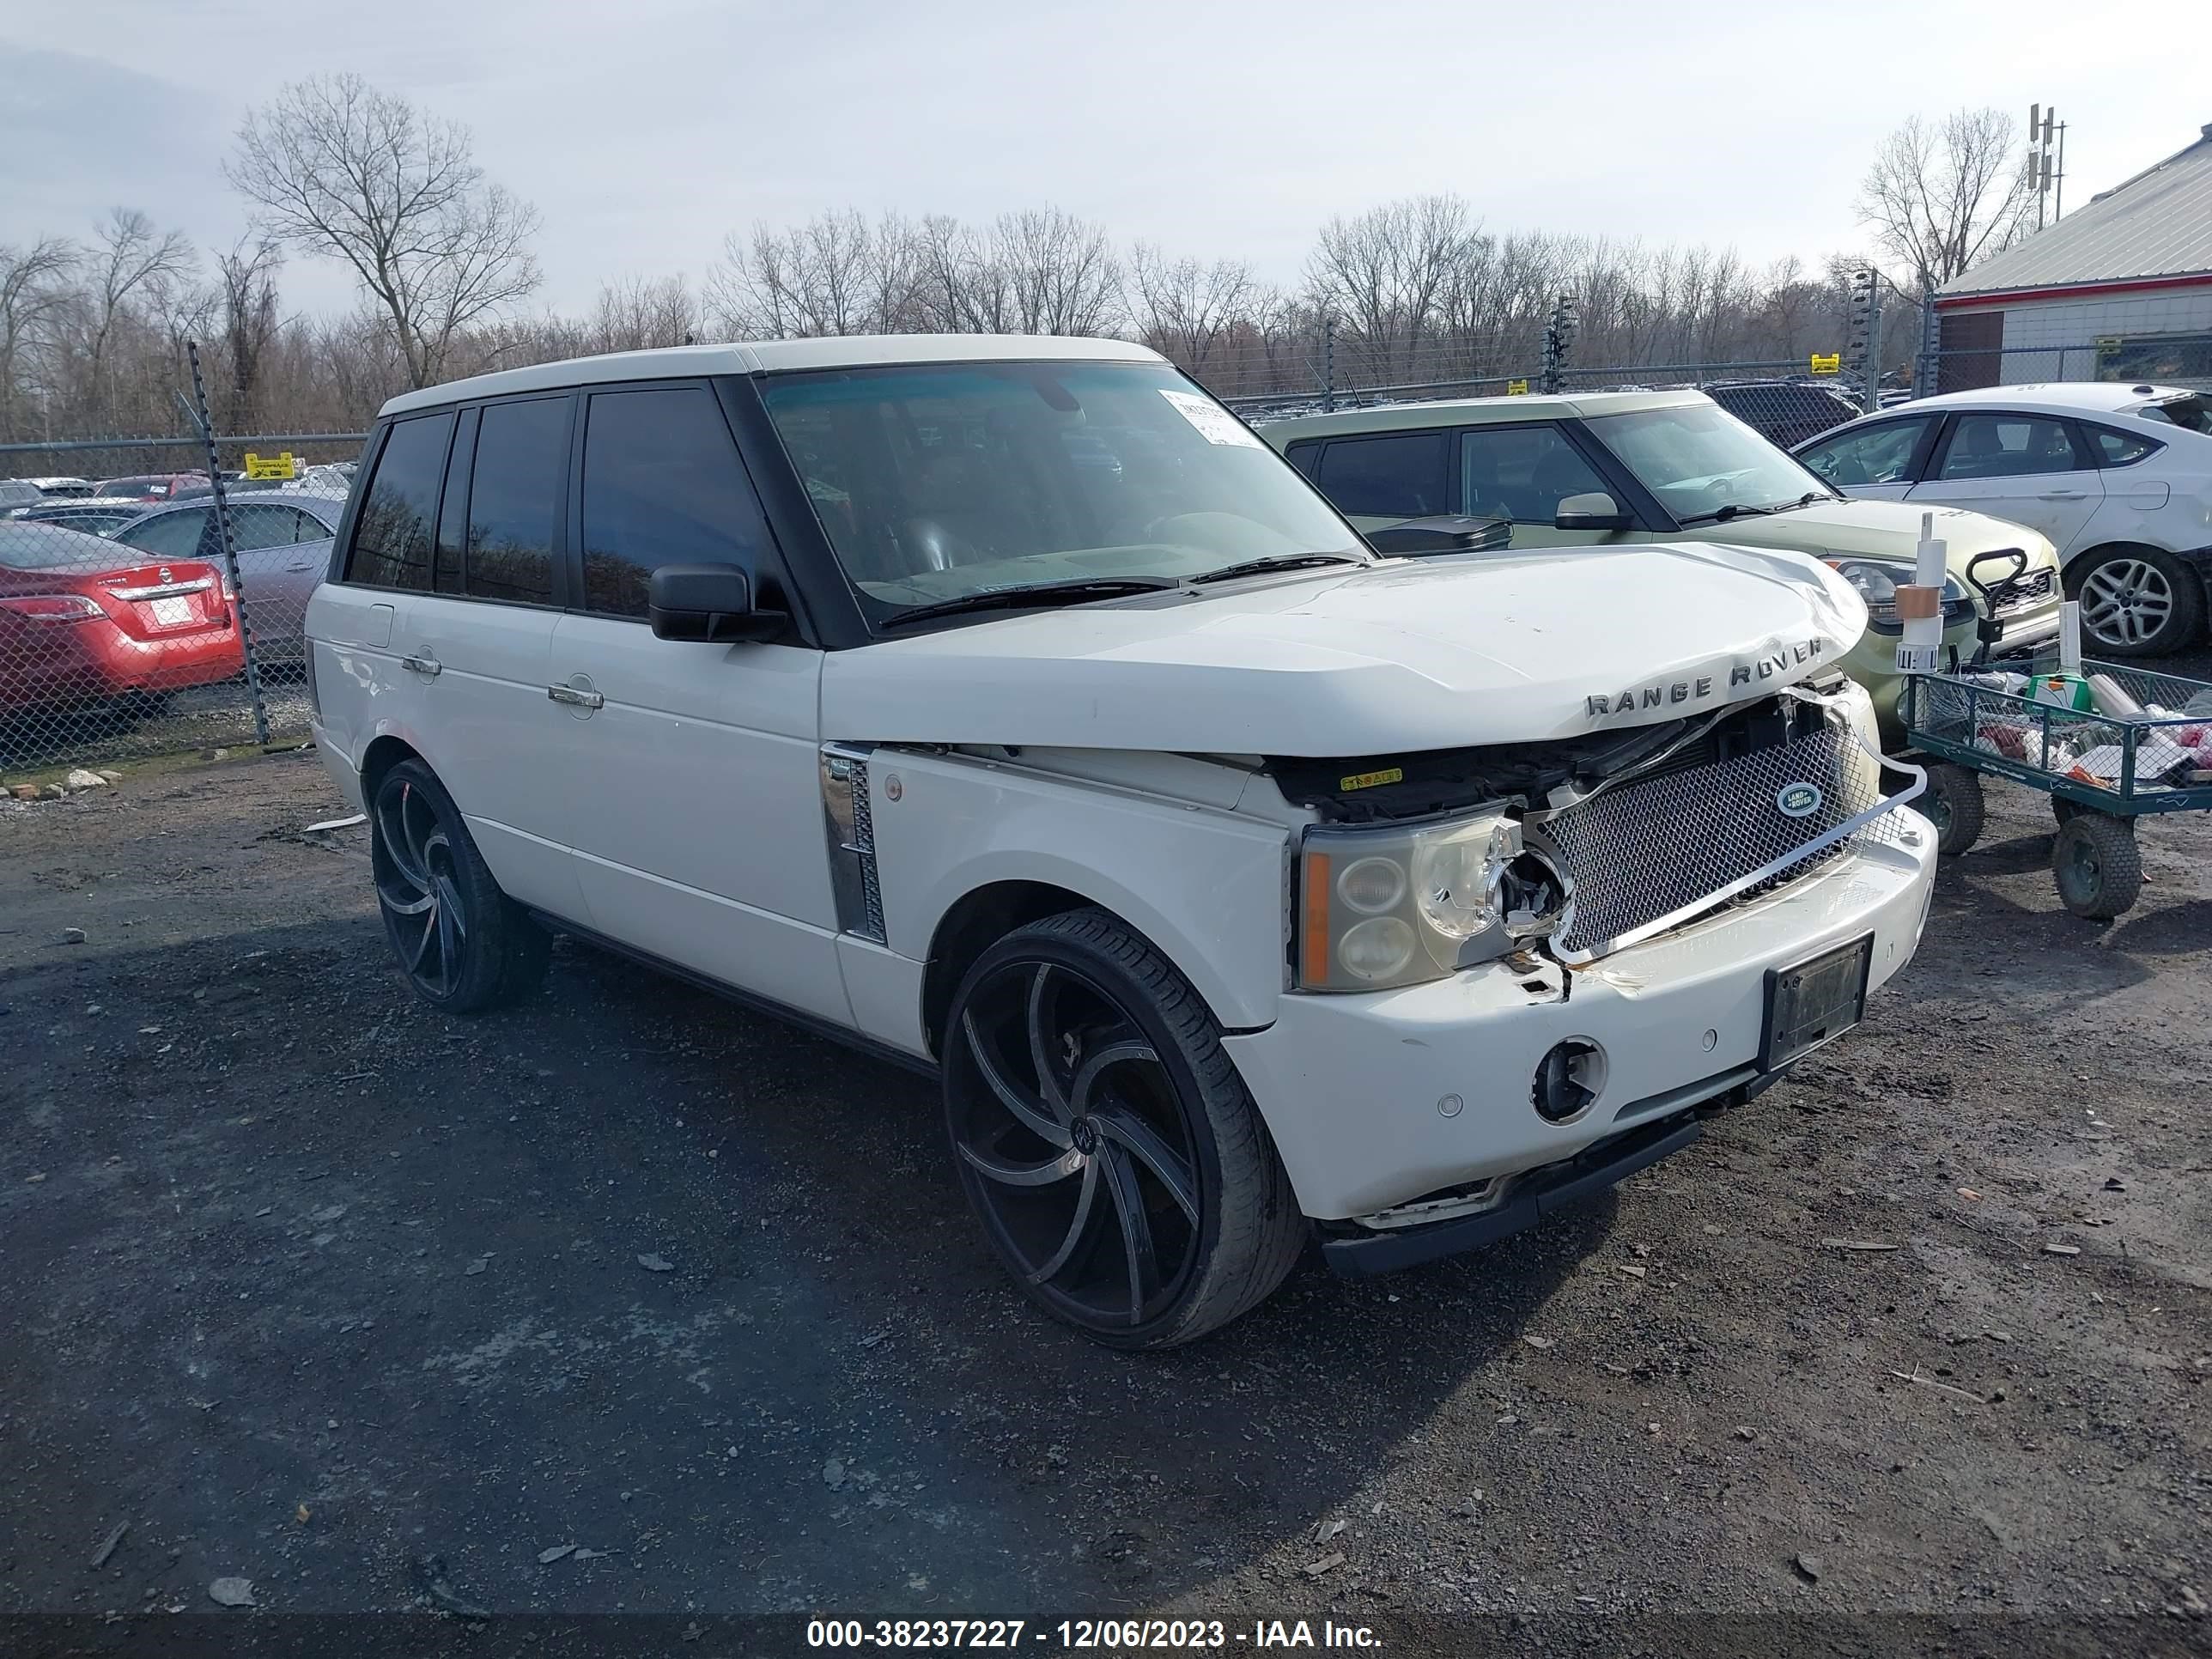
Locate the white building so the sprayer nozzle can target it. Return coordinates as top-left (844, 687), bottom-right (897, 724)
top-left (1935, 122), bottom-right (2212, 390)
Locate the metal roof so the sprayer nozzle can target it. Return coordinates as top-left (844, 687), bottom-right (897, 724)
top-left (1256, 387), bottom-right (1707, 441)
top-left (380, 335), bottom-right (1165, 418)
top-left (1938, 125), bottom-right (2212, 301)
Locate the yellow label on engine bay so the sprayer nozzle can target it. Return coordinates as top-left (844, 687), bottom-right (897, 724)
top-left (1339, 766), bottom-right (1404, 792)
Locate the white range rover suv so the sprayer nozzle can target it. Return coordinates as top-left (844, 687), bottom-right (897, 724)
top-left (304, 336), bottom-right (1936, 1347)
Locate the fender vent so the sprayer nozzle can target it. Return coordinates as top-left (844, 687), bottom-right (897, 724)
top-left (820, 744), bottom-right (886, 943)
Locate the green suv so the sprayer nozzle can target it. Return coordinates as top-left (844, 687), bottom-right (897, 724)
top-left (1261, 389), bottom-right (2063, 737)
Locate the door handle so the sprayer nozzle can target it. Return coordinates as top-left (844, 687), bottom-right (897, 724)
top-left (2038, 489), bottom-right (2087, 500)
top-left (547, 684), bottom-right (604, 709)
top-left (400, 653), bottom-right (441, 676)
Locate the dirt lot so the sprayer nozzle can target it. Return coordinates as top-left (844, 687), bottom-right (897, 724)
top-left (2, 733), bottom-right (2209, 1650)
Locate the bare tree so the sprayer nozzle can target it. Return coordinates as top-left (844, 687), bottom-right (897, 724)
top-left (1857, 107), bottom-right (2033, 286)
top-left (992, 209), bottom-right (1122, 336)
top-left (589, 274), bottom-right (701, 351)
top-left (1305, 195), bottom-right (1477, 383)
top-left (1126, 244), bottom-right (1255, 373)
top-left (0, 237), bottom-right (78, 440)
top-left (227, 74), bottom-right (542, 388)
top-left (214, 234), bottom-right (285, 427)
top-left (77, 209), bottom-right (197, 421)
top-left (707, 210), bottom-right (910, 337)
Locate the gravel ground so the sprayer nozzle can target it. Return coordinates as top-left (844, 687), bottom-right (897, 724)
top-left (1, 732), bottom-right (2209, 1651)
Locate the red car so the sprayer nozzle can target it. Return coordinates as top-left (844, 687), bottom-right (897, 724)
top-left (0, 522), bottom-right (243, 713)
top-left (88, 472), bottom-right (209, 506)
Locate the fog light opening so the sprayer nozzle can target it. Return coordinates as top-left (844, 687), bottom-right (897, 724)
top-left (1533, 1039), bottom-right (1606, 1124)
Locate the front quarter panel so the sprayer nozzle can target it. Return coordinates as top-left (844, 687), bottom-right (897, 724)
top-left (866, 749), bottom-right (1292, 1036)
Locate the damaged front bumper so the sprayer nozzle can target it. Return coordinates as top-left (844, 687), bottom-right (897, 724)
top-left (1223, 805), bottom-right (1936, 1231)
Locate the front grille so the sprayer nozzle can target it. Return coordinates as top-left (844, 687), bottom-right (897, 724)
top-left (1534, 719), bottom-right (1898, 961)
top-left (1997, 567), bottom-right (2056, 611)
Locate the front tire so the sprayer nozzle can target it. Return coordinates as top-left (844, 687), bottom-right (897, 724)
top-left (370, 759), bottom-right (550, 1012)
top-left (2070, 546), bottom-right (2205, 657)
top-left (942, 908), bottom-right (1306, 1349)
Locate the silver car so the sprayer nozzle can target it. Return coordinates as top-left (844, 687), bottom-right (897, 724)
top-left (104, 493), bottom-right (341, 669)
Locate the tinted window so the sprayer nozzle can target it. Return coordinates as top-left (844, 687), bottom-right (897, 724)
top-left (463, 398), bottom-right (568, 605)
top-left (113, 507), bottom-right (210, 559)
top-left (580, 386), bottom-right (767, 617)
top-left (346, 414), bottom-right (453, 589)
top-left (1311, 432), bottom-right (1449, 518)
top-left (225, 503), bottom-right (314, 551)
top-left (1797, 417), bottom-right (1931, 487)
top-left (1284, 440), bottom-right (1322, 477)
top-left (1936, 415), bottom-right (2081, 481)
top-left (1459, 425), bottom-right (1608, 522)
top-left (2087, 426), bottom-right (2160, 467)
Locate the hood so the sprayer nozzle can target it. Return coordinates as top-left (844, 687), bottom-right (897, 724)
top-left (1708, 497), bottom-right (2060, 569)
top-left (822, 542), bottom-right (1868, 756)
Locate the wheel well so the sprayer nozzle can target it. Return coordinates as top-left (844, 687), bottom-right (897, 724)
top-left (358, 734), bottom-right (422, 805)
top-left (921, 881), bottom-right (1094, 1060)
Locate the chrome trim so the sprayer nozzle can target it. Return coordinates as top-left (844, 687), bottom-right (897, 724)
top-left (545, 684), bottom-right (602, 708)
top-left (107, 577), bottom-right (213, 601)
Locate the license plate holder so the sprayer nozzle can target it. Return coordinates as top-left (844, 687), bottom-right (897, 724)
top-left (1759, 933), bottom-right (1874, 1071)
top-left (149, 595), bottom-right (193, 626)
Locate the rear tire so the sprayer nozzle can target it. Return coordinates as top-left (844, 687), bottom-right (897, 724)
top-left (2051, 812), bottom-right (2143, 921)
top-left (369, 758), bottom-right (550, 1012)
top-left (1919, 763), bottom-right (1985, 858)
top-left (2069, 545), bottom-right (2205, 657)
top-left (942, 908), bottom-right (1306, 1349)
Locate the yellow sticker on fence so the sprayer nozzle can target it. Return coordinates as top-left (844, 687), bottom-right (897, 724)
top-left (1808, 353), bottom-right (1841, 375)
top-left (1504, 379), bottom-right (1530, 396)
top-left (243, 451), bottom-right (296, 480)
top-left (1339, 766), bottom-right (1404, 792)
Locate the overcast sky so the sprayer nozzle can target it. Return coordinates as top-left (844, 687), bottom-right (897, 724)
top-left (4, 0), bottom-right (2209, 321)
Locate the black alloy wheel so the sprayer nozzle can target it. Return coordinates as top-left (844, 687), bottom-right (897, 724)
top-left (943, 909), bottom-right (1305, 1348)
top-left (370, 758), bottom-right (549, 1012)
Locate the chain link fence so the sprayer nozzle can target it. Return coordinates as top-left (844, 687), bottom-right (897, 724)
top-left (0, 410), bottom-right (365, 791)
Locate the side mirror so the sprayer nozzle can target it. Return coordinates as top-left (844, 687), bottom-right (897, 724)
top-left (1364, 514), bottom-right (1513, 556)
top-left (647, 563), bottom-right (787, 642)
top-left (1553, 491), bottom-right (1632, 532)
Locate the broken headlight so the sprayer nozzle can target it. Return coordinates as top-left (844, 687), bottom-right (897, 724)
top-left (1296, 808), bottom-right (1562, 991)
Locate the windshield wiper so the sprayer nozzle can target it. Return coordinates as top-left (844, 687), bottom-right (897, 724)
top-left (1188, 552), bottom-right (1366, 585)
top-left (878, 577), bottom-right (1176, 629)
top-left (1681, 491), bottom-right (1825, 526)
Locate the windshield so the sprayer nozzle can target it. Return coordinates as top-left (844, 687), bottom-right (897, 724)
top-left (759, 361), bottom-right (1363, 621)
top-left (2136, 394), bottom-right (2210, 434)
top-left (1586, 403), bottom-right (1832, 523)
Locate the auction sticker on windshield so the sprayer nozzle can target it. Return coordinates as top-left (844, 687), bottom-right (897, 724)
top-left (1160, 388), bottom-right (1264, 448)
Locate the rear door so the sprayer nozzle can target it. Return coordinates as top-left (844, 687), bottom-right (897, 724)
top-left (1303, 429), bottom-right (1451, 534)
top-left (546, 380), bottom-right (846, 1025)
top-left (396, 394), bottom-right (587, 920)
top-left (221, 501), bottom-right (330, 664)
top-left (1908, 411), bottom-right (2106, 553)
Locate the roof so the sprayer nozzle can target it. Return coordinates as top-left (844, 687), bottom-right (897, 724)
top-left (1256, 387), bottom-right (1706, 441)
top-left (1938, 124), bottom-right (2212, 301)
top-left (1872, 382), bottom-right (2199, 418)
top-left (380, 335), bottom-right (1167, 418)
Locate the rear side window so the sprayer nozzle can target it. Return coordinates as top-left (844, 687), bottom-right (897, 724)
top-left (462, 397), bottom-right (569, 605)
top-left (1935, 414), bottom-right (2084, 481)
top-left (2087, 425), bottom-right (2160, 467)
top-left (113, 507), bottom-right (210, 560)
top-left (1311, 431), bottom-right (1449, 517)
top-left (579, 386), bottom-right (769, 617)
top-left (346, 413), bottom-right (453, 590)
